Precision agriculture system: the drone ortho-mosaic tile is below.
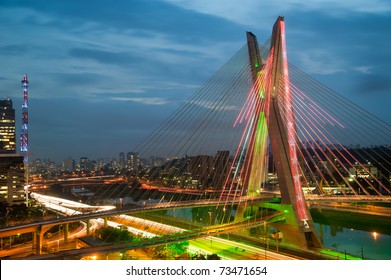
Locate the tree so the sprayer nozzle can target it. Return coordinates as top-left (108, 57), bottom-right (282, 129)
top-left (206, 253), bottom-right (221, 260)
top-left (153, 241), bottom-right (190, 259)
top-left (169, 240), bottom-right (189, 256)
top-left (97, 227), bottom-right (134, 243)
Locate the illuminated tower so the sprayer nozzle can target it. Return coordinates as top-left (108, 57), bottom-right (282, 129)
top-left (20, 75), bottom-right (29, 155)
top-left (246, 17), bottom-right (321, 248)
top-left (21, 75), bottom-right (29, 206)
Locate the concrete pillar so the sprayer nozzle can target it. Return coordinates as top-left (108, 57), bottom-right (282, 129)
top-left (64, 223), bottom-right (69, 243)
top-left (35, 226), bottom-right (44, 255)
top-left (86, 219), bottom-right (90, 236)
top-left (32, 231), bottom-right (37, 249)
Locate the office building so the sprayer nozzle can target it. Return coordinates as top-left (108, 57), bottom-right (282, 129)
top-left (119, 152), bottom-right (125, 169)
top-left (0, 99), bottom-right (16, 154)
top-left (126, 152), bottom-right (139, 171)
top-left (0, 154), bottom-right (25, 205)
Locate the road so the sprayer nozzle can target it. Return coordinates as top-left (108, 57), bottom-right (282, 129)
top-left (189, 236), bottom-right (296, 260)
top-left (0, 221), bottom-right (91, 259)
top-left (1, 193), bottom-right (297, 260)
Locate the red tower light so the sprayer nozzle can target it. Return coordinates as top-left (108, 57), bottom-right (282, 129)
top-left (20, 75), bottom-right (29, 154)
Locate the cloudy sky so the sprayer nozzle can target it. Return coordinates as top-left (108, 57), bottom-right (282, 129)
top-left (1, 0), bottom-right (390, 163)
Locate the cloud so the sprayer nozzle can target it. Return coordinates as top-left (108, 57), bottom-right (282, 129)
top-left (2, 2), bottom-right (243, 73)
top-left (1, 0), bottom-right (390, 162)
top-left (295, 49), bottom-right (347, 75)
top-left (187, 100), bottom-right (239, 111)
top-left (356, 75), bottom-right (391, 94)
top-left (163, 0), bottom-right (391, 26)
top-left (353, 66), bottom-right (372, 74)
top-left (111, 97), bottom-right (170, 105)
top-left (0, 45), bottom-right (29, 56)
top-left (69, 48), bottom-right (142, 66)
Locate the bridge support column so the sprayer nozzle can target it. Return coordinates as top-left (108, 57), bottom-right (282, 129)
top-left (32, 231), bottom-right (36, 250)
top-left (63, 223), bottom-right (69, 243)
top-left (257, 202), bottom-right (321, 249)
top-left (104, 217), bottom-right (108, 228)
top-left (86, 219), bottom-right (90, 236)
top-left (245, 18), bottom-right (322, 249)
top-left (34, 226), bottom-right (44, 255)
top-left (233, 204), bottom-right (245, 224)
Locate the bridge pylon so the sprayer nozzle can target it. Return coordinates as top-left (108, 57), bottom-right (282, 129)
top-left (245, 16), bottom-right (321, 249)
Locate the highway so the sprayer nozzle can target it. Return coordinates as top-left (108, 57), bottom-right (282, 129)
top-left (4, 190), bottom-right (390, 260)
top-left (305, 194), bottom-right (391, 202)
top-left (31, 192), bottom-right (116, 214)
top-left (0, 192), bottom-right (276, 239)
top-left (0, 221), bottom-right (91, 259)
top-left (189, 236), bottom-right (296, 260)
top-left (308, 201), bottom-right (391, 217)
top-left (1, 193), bottom-right (295, 260)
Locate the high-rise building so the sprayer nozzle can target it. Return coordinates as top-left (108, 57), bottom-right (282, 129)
top-left (119, 152), bottom-right (125, 169)
top-left (213, 150), bottom-right (230, 189)
top-left (62, 157), bottom-right (75, 172)
top-left (126, 152), bottom-right (139, 171)
top-left (188, 155), bottom-right (214, 188)
top-left (0, 99), bottom-right (25, 205)
top-left (80, 157), bottom-right (91, 172)
top-left (0, 154), bottom-right (25, 205)
top-left (0, 99), bottom-right (16, 154)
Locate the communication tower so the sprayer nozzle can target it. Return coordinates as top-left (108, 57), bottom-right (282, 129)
top-left (21, 75), bottom-right (29, 154)
top-left (21, 74), bottom-right (29, 205)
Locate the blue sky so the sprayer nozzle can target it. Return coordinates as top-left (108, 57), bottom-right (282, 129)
top-left (1, 0), bottom-right (390, 163)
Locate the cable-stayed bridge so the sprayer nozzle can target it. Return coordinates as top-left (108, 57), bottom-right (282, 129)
top-left (118, 16), bottom-right (389, 249)
top-left (2, 16), bottom-right (390, 259)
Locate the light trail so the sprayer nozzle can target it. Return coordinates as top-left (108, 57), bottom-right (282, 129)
top-left (30, 192), bottom-right (156, 238)
top-left (28, 193), bottom-right (295, 259)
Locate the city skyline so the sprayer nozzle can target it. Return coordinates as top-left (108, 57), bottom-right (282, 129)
top-left (0, 0), bottom-right (390, 163)
top-left (0, 9), bottom-right (390, 263)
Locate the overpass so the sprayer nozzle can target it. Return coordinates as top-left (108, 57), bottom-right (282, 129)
top-left (0, 192), bottom-right (278, 255)
top-left (15, 212), bottom-right (285, 260)
top-left (3, 191), bottom-right (390, 258)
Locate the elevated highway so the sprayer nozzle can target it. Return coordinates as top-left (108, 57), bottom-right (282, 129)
top-left (16, 212), bottom-right (285, 260)
top-left (2, 192), bottom-right (390, 258)
top-left (0, 193), bottom-right (276, 239)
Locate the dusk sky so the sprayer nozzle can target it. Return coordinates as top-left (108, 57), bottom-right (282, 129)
top-left (1, 0), bottom-right (390, 163)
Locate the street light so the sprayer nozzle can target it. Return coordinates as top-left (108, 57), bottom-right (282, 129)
top-left (264, 221), bottom-right (268, 259)
top-left (24, 184), bottom-right (30, 207)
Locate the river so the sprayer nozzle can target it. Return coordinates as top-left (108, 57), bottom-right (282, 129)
top-left (316, 223), bottom-right (391, 260)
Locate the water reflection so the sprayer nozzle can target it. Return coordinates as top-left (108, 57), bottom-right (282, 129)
top-left (165, 205), bottom-right (391, 259)
top-left (316, 223), bottom-right (391, 260)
